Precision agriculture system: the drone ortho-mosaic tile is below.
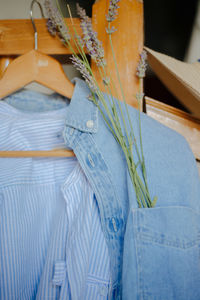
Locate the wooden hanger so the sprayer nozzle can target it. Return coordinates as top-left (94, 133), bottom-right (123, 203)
top-left (0, 0), bottom-right (75, 158)
top-left (0, 49), bottom-right (74, 100)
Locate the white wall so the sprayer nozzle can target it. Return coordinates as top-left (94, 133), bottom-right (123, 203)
top-left (0, 0), bottom-right (45, 19)
top-left (0, 0), bottom-right (70, 19)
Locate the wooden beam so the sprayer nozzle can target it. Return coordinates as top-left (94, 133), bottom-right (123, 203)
top-left (0, 19), bottom-right (84, 55)
top-left (91, 0), bottom-right (144, 108)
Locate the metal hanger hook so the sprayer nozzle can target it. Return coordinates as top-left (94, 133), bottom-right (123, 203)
top-left (30, 0), bottom-right (45, 50)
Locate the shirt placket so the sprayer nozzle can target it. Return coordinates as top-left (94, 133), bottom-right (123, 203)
top-left (63, 125), bottom-right (125, 299)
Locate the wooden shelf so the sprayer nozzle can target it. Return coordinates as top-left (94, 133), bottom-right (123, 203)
top-left (145, 96), bottom-right (200, 160)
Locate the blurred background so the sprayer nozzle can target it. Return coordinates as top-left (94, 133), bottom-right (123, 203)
top-left (143, 0), bottom-right (200, 111)
top-left (0, 0), bottom-right (200, 111)
top-left (55, 0), bottom-right (200, 112)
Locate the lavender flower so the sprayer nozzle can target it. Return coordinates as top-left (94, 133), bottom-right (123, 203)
top-left (136, 92), bottom-right (144, 102)
top-left (136, 50), bottom-right (148, 78)
top-left (106, 26), bottom-right (117, 34)
top-left (76, 3), bottom-right (106, 67)
top-left (76, 3), bottom-right (86, 19)
top-left (70, 55), bottom-right (98, 94)
top-left (44, 0), bottom-right (70, 42)
top-left (106, 0), bottom-right (120, 23)
top-left (46, 18), bottom-right (57, 36)
top-left (75, 34), bottom-right (85, 48)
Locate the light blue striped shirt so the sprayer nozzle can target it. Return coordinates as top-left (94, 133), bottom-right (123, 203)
top-left (0, 90), bottom-right (110, 299)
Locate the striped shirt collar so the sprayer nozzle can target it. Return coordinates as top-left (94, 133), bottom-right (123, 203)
top-left (0, 77), bottom-right (99, 134)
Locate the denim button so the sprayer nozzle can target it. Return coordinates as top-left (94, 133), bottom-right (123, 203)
top-left (112, 285), bottom-right (120, 299)
top-left (86, 120), bottom-right (94, 128)
top-left (108, 217), bottom-right (121, 233)
top-left (111, 217), bottom-right (118, 232)
top-left (86, 153), bottom-right (95, 168)
top-left (69, 128), bottom-right (75, 136)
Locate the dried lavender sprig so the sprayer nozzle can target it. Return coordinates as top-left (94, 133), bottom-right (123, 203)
top-left (106, 0), bottom-right (120, 23)
top-left (75, 34), bottom-right (85, 49)
top-left (106, 26), bottom-right (117, 34)
top-left (76, 3), bottom-right (86, 19)
top-left (44, 0), bottom-right (70, 42)
top-left (46, 18), bottom-right (57, 36)
top-left (70, 55), bottom-right (98, 94)
top-left (136, 50), bottom-right (148, 78)
top-left (76, 3), bottom-right (106, 67)
top-left (44, 1), bottom-right (156, 208)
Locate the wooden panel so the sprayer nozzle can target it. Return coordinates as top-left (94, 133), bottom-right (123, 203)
top-left (145, 96), bottom-right (200, 160)
top-left (145, 47), bottom-right (200, 119)
top-left (0, 19), bottom-right (84, 55)
top-left (92, 0), bottom-right (144, 107)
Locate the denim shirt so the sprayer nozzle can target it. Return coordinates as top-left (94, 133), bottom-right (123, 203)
top-left (61, 78), bottom-right (200, 300)
top-left (2, 77), bottom-right (200, 299)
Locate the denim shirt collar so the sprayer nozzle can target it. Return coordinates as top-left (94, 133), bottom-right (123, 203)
top-left (65, 78), bottom-right (98, 133)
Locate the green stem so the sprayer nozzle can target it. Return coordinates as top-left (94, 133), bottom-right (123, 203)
top-left (137, 79), bottom-right (151, 200)
top-left (53, 3), bottom-right (154, 207)
top-left (108, 24), bottom-right (143, 165)
top-left (123, 149), bottom-right (147, 207)
top-left (101, 65), bottom-right (133, 154)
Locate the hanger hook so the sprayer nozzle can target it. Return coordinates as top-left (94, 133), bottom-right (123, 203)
top-left (30, 0), bottom-right (45, 50)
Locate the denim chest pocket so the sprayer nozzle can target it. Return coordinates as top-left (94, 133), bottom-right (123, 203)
top-left (132, 206), bottom-right (200, 300)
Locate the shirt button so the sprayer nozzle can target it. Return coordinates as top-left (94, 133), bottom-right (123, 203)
top-left (98, 284), bottom-right (108, 296)
top-left (86, 120), bottom-right (94, 129)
